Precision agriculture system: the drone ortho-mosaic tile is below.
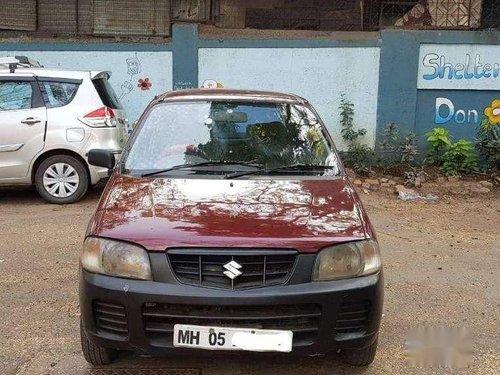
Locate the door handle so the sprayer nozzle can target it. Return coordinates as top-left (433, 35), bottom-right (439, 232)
top-left (21, 117), bottom-right (41, 125)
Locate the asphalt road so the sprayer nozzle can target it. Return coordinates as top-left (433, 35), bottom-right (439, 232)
top-left (0, 186), bottom-right (498, 375)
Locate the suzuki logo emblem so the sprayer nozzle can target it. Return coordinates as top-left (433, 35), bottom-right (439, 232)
top-left (223, 260), bottom-right (242, 280)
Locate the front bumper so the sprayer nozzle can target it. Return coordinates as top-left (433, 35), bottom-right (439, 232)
top-left (80, 267), bottom-right (383, 356)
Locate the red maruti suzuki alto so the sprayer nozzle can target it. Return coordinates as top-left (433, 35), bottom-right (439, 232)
top-left (80, 89), bottom-right (383, 366)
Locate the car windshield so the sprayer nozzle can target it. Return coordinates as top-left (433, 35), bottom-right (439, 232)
top-left (123, 101), bottom-right (340, 177)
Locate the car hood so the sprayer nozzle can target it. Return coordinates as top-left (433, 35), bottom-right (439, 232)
top-left (89, 175), bottom-right (368, 253)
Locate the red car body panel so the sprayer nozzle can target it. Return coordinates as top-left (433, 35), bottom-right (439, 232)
top-left (87, 173), bottom-right (374, 253)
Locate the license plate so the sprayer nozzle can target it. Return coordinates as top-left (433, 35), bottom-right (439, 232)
top-left (173, 324), bottom-right (293, 352)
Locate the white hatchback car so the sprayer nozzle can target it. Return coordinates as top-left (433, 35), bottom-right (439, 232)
top-left (0, 56), bottom-right (128, 203)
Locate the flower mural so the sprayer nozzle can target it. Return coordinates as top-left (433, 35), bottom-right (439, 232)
top-left (137, 78), bottom-right (152, 91)
top-left (478, 99), bottom-right (500, 171)
top-left (483, 99), bottom-right (500, 127)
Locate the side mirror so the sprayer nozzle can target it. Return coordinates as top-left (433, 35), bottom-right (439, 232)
top-left (88, 149), bottom-right (116, 170)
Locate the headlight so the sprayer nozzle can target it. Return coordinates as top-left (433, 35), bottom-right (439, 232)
top-left (81, 237), bottom-right (152, 280)
top-left (312, 240), bottom-right (381, 281)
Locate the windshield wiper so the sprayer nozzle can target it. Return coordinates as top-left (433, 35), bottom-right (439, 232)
top-left (224, 163), bottom-right (338, 179)
top-left (141, 161), bottom-right (263, 178)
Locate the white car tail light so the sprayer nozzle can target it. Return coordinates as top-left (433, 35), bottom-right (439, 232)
top-left (79, 106), bottom-right (117, 128)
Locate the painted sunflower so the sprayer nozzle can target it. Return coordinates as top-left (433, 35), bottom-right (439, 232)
top-left (484, 99), bottom-right (500, 125)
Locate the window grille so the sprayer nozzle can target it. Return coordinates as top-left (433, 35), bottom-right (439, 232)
top-left (364, 0), bottom-right (499, 30)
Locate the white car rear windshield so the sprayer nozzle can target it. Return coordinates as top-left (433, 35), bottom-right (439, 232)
top-left (92, 78), bottom-right (122, 109)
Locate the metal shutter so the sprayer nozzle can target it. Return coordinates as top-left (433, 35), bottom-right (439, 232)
top-left (38, 0), bottom-right (78, 33)
top-left (0, 0), bottom-right (36, 31)
top-left (93, 0), bottom-right (170, 36)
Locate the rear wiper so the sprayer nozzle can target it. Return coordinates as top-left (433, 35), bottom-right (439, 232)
top-left (224, 163), bottom-right (339, 179)
top-left (141, 161), bottom-right (263, 178)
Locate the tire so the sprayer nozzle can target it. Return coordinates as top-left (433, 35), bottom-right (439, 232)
top-left (35, 154), bottom-right (88, 204)
top-left (341, 337), bottom-right (378, 366)
top-left (80, 321), bottom-right (117, 365)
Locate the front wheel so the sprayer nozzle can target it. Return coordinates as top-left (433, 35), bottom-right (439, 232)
top-left (80, 321), bottom-right (117, 365)
top-left (341, 337), bottom-right (378, 366)
top-left (35, 155), bottom-right (88, 204)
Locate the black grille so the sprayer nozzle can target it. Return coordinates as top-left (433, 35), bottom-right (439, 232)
top-left (93, 300), bottom-right (128, 337)
top-left (143, 303), bottom-right (321, 347)
top-left (334, 300), bottom-right (370, 336)
top-left (168, 250), bottom-right (297, 290)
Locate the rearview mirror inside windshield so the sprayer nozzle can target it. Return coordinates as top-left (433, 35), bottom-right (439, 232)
top-left (212, 111), bottom-right (248, 123)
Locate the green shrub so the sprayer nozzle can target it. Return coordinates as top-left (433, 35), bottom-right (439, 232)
top-left (338, 93), bottom-right (372, 175)
top-left (441, 140), bottom-right (478, 176)
top-left (378, 122), bottom-right (418, 166)
top-left (426, 128), bottom-right (478, 176)
top-left (400, 132), bottom-right (418, 164)
top-left (426, 127), bottom-right (452, 165)
top-left (379, 122), bottom-right (399, 152)
top-left (476, 118), bottom-right (500, 172)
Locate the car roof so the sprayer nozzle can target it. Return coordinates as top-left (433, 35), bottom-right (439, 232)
top-left (157, 89), bottom-right (307, 104)
top-left (0, 68), bottom-right (109, 80)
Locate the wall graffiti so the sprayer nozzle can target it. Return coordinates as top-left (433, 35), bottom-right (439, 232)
top-left (422, 53), bottom-right (500, 81)
top-left (127, 53), bottom-right (141, 76)
top-left (417, 91), bottom-right (500, 143)
top-left (118, 53), bottom-right (154, 97)
top-left (137, 77), bottom-right (152, 91)
top-left (418, 44), bottom-right (500, 90)
top-left (119, 53), bottom-right (145, 99)
top-left (483, 99), bottom-right (500, 129)
top-left (433, 96), bottom-right (500, 129)
top-left (435, 97), bottom-right (480, 125)
top-left (433, 96), bottom-right (500, 126)
top-left (416, 43), bottom-right (499, 144)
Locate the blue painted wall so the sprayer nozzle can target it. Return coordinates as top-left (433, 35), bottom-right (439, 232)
top-left (415, 91), bottom-right (498, 142)
top-left (377, 30), bottom-right (500, 149)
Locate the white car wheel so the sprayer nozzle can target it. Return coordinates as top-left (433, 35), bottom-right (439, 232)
top-left (42, 162), bottom-right (80, 198)
top-left (35, 155), bottom-right (88, 204)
